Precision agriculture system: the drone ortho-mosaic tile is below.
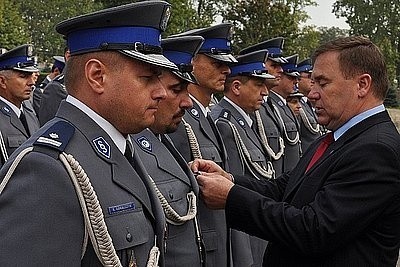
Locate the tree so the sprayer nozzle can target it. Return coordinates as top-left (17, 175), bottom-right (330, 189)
top-left (0, 0), bottom-right (30, 49)
top-left (220, 0), bottom-right (316, 55)
top-left (333, 0), bottom-right (400, 86)
top-left (14, 0), bottom-right (102, 63)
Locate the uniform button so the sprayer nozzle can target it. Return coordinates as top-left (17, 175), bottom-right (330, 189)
top-left (126, 232), bottom-right (132, 242)
top-left (169, 192), bottom-right (174, 200)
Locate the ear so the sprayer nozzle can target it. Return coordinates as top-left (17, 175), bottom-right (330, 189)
top-left (357, 73), bottom-right (372, 98)
top-left (85, 59), bottom-right (106, 94)
top-left (0, 74), bottom-right (7, 89)
top-left (232, 80), bottom-right (241, 96)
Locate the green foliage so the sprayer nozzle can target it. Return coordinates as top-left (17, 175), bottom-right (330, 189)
top-left (220, 0), bottom-right (316, 55)
top-left (0, 0), bottom-right (30, 48)
top-left (13, 0), bottom-right (102, 64)
top-left (385, 87), bottom-right (399, 108)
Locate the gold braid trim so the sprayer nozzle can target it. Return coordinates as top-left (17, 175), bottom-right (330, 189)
top-left (182, 118), bottom-right (202, 159)
top-left (254, 110), bottom-right (285, 160)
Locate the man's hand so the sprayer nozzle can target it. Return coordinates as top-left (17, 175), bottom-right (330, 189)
top-left (190, 159), bottom-right (232, 181)
top-left (196, 172), bottom-right (234, 209)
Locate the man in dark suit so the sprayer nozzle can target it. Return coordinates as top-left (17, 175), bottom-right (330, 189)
top-left (0, 44), bottom-right (40, 167)
top-left (0, 2), bottom-right (179, 266)
top-left (192, 36), bottom-right (400, 266)
top-left (211, 50), bottom-right (275, 267)
top-left (133, 36), bottom-right (206, 267)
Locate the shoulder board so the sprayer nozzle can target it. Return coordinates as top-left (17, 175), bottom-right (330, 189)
top-left (34, 121), bottom-right (75, 152)
top-left (218, 109), bottom-right (231, 120)
top-left (53, 74), bottom-right (65, 83)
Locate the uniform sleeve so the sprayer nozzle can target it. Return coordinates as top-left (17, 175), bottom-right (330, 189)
top-left (0, 151), bottom-right (85, 265)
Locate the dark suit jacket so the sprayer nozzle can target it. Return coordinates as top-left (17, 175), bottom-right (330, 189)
top-left (0, 99), bottom-right (39, 167)
top-left (0, 101), bottom-right (165, 266)
top-left (225, 111), bottom-right (400, 266)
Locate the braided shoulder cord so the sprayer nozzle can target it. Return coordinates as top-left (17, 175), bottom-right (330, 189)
top-left (299, 108), bottom-right (320, 134)
top-left (182, 118), bottom-right (202, 159)
top-left (147, 175), bottom-right (197, 225)
top-left (0, 130), bottom-right (9, 164)
top-left (254, 110), bottom-right (285, 160)
top-left (59, 153), bottom-right (123, 267)
top-left (272, 104), bottom-right (300, 145)
top-left (223, 119), bottom-right (274, 179)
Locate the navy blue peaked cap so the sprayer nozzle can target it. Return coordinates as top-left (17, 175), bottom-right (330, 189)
top-left (282, 54), bottom-right (300, 77)
top-left (56, 1), bottom-right (177, 71)
top-left (171, 23), bottom-right (237, 63)
top-left (0, 44), bottom-right (38, 72)
top-left (230, 50), bottom-right (275, 79)
top-left (239, 37), bottom-right (288, 64)
top-left (162, 36), bottom-right (204, 84)
top-left (52, 56), bottom-right (65, 72)
top-left (296, 58), bottom-right (313, 73)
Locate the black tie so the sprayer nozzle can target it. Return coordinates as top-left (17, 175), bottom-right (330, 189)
top-left (19, 111), bottom-right (30, 135)
top-left (124, 140), bottom-right (135, 167)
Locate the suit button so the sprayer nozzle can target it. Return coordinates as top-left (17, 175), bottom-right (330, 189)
top-left (126, 232), bottom-right (132, 242)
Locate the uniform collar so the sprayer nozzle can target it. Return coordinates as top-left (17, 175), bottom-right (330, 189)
top-left (223, 96), bottom-right (253, 127)
top-left (66, 95), bottom-right (126, 154)
top-left (190, 94), bottom-right (208, 117)
top-left (0, 95), bottom-right (21, 117)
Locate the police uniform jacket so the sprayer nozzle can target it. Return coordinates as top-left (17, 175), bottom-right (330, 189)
top-left (211, 98), bottom-right (272, 267)
top-left (38, 73), bottom-right (67, 126)
top-left (0, 99), bottom-right (39, 167)
top-left (0, 101), bottom-right (166, 267)
top-left (253, 98), bottom-right (285, 177)
top-left (132, 129), bottom-right (202, 267)
top-left (225, 110), bottom-right (400, 266)
top-left (269, 92), bottom-right (301, 172)
top-left (168, 100), bottom-right (229, 267)
top-left (299, 99), bottom-right (321, 152)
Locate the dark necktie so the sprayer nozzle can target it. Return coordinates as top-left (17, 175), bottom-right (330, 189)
top-left (305, 132), bottom-right (334, 172)
top-left (19, 111), bottom-right (30, 135)
top-left (124, 140), bottom-right (135, 167)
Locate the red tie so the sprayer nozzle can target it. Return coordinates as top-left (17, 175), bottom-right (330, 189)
top-left (306, 132), bottom-right (334, 172)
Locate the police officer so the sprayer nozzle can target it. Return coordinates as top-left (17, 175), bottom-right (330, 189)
top-left (32, 55), bottom-right (66, 115)
top-left (167, 24), bottom-right (236, 267)
top-left (211, 50), bottom-right (275, 267)
top-left (268, 54), bottom-right (302, 171)
top-left (0, 2), bottom-right (178, 266)
top-left (132, 36), bottom-right (206, 267)
top-left (296, 58), bottom-right (322, 151)
top-left (0, 44), bottom-right (40, 167)
top-left (239, 37), bottom-right (288, 176)
top-left (38, 49), bottom-right (70, 126)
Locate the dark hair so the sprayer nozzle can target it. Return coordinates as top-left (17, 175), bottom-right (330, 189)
top-left (312, 36), bottom-right (388, 100)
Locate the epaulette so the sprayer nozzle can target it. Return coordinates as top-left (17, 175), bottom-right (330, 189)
top-left (33, 121), bottom-right (75, 152)
top-left (53, 74), bottom-right (65, 84)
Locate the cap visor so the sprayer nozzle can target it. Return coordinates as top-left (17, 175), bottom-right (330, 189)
top-left (119, 50), bottom-right (178, 71)
top-left (284, 71), bottom-right (300, 77)
top-left (173, 71), bottom-right (198, 84)
top-left (269, 57), bottom-right (288, 64)
top-left (251, 73), bottom-right (275, 79)
top-left (205, 53), bottom-right (238, 63)
top-left (13, 66), bottom-right (39, 73)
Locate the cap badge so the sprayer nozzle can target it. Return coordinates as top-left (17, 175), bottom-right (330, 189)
top-left (93, 136), bottom-right (111, 159)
